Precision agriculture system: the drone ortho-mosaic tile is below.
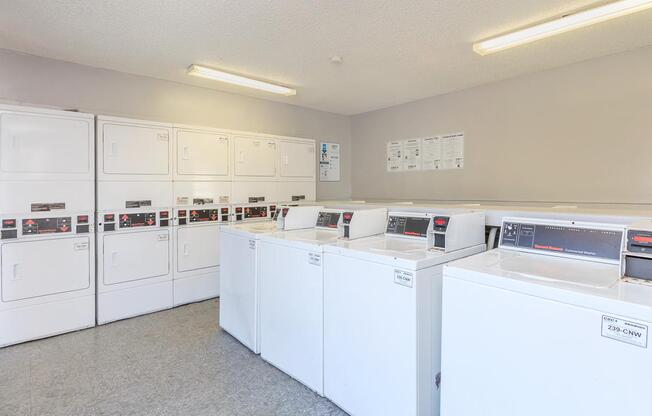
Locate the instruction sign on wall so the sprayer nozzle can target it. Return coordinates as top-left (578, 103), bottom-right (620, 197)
top-left (319, 142), bottom-right (341, 182)
top-left (387, 132), bottom-right (464, 172)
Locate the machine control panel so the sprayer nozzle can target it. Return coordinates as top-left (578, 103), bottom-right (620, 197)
top-left (245, 206), bottom-right (267, 219)
top-left (316, 211), bottom-right (341, 229)
top-left (622, 224), bottom-right (652, 284)
top-left (232, 205), bottom-right (272, 222)
top-left (386, 215), bottom-right (431, 238)
top-left (99, 210), bottom-right (169, 231)
top-left (342, 212), bottom-right (354, 224)
top-left (189, 209), bottom-right (219, 223)
top-left (1, 214), bottom-right (93, 239)
top-left (500, 220), bottom-right (623, 261)
top-left (23, 217), bottom-right (72, 235)
top-left (119, 213), bottom-right (157, 228)
top-left (626, 229), bottom-right (652, 253)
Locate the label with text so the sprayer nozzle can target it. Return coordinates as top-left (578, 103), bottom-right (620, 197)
top-left (602, 315), bottom-right (648, 348)
top-left (394, 269), bottom-right (414, 288)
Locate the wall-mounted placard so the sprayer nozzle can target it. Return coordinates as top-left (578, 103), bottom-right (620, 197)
top-left (386, 141), bottom-right (403, 172)
top-left (319, 142), bottom-right (341, 182)
top-left (403, 138), bottom-right (421, 171)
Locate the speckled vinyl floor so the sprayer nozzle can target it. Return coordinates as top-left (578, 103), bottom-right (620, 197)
top-left (0, 299), bottom-right (348, 416)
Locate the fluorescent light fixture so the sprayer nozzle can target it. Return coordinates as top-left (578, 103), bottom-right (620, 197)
top-left (187, 64), bottom-right (296, 96)
top-left (474, 0), bottom-right (652, 55)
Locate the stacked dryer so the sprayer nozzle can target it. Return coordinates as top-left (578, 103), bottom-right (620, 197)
top-left (172, 124), bottom-right (232, 306)
top-left (96, 116), bottom-right (174, 324)
top-left (231, 134), bottom-right (316, 206)
top-left (0, 104), bottom-right (96, 347)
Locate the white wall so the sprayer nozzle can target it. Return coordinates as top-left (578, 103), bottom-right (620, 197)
top-left (351, 46), bottom-right (652, 204)
top-left (0, 48), bottom-right (351, 200)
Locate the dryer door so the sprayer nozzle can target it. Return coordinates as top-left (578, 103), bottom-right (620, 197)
top-left (234, 136), bottom-right (277, 178)
top-left (1, 237), bottom-right (91, 302)
top-left (176, 225), bottom-right (220, 273)
top-left (278, 140), bottom-right (315, 179)
top-left (177, 130), bottom-right (229, 178)
top-left (102, 123), bottom-right (170, 176)
top-left (103, 230), bottom-right (170, 285)
top-left (0, 111), bottom-right (92, 179)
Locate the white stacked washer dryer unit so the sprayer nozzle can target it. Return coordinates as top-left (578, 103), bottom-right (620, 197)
top-left (231, 134), bottom-right (316, 205)
top-left (96, 116), bottom-right (174, 324)
top-left (172, 125), bottom-right (232, 306)
top-left (323, 210), bottom-right (486, 416)
top-left (258, 207), bottom-right (388, 394)
top-left (441, 218), bottom-right (652, 416)
top-left (0, 104), bottom-right (96, 347)
top-left (219, 205), bottom-right (323, 353)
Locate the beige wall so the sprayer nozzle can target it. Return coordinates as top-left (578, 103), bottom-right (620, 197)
top-left (0, 48), bottom-right (351, 200)
top-left (351, 46), bottom-right (652, 204)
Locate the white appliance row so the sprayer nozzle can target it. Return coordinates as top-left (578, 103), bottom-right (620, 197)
top-left (97, 116), bottom-right (317, 204)
top-left (219, 206), bottom-right (488, 416)
top-left (0, 102), bottom-right (317, 347)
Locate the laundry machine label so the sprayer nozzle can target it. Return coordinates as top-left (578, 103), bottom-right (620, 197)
top-left (31, 202), bottom-right (66, 212)
top-left (249, 240), bottom-right (256, 249)
top-left (394, 270), bottom-right (414, 288)
top-left (308, 252), bottom-right (321, 266)
top-left (601, 315), bottom-right (648, 348)
top-left (176, 197), bottom-right (190, 205)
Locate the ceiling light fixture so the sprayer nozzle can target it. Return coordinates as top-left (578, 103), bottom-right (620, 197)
top-left (187, 64), bottom-right (296, 96)
top-left (473, 0), bottom-right (652, 55)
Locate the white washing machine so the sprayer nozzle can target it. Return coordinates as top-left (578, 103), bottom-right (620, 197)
top-left (440, 218), bottom-right (652, 416)
top-left (172, 181), bottom-right (231, 306)
top-left (258, 207), bottom-right (388, 394)
top-left (219, 205), bottom-right (323, 353)
top-left (323, 210), bottom-right (486, 416)
top-left (0, 104), bottom-right (95, 347)
top-left (96, 115), bottom-right (174, 324)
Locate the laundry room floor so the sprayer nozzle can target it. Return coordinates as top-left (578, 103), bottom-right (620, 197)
top-left (0, 299), bottom-right (347, 416)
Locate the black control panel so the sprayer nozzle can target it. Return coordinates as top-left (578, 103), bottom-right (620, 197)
top-left (501, 221), bottom-right (623, 260)
top-left (0, 215), bottom-right (94, 239)
top-left (342, 212), bottom-right (354, 225)
top-left (245, 206), bottom-right (267, 219)
top-left (627, 229), bottom-right (652, 253)
top-left (316, 212), bottom-right (341, 229)
top-left (23, 217), bottom-right (72, 235)
top-left (119, 213), bottom-right (156, 228)
top-left (386, 216), bottom-right (430, 237)
top-left (221, 207), bottom-right (230, 222)
top-left (190, 209), bottom-right (219, 223)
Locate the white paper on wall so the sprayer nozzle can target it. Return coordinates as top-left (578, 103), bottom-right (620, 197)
top-left (421, 136), bottom-right (442, 170)
top-left (319, 142), bottom-right (341, 182)
top-left (387, 141), bottom-right (403, 172)
top-left (440, 132), bottom-right (464, 169)
top-left (403, 138), bottom-right (421, 171)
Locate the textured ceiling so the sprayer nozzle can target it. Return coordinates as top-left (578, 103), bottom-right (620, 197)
top-left (1, 0), bottom-right (652, 115)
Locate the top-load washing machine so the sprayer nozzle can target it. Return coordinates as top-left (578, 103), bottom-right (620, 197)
top-left (0, 104), bottom-right (96, 347)
top-left (323, 210), bottom-right (486, 416)
top-left (96, 116), bottom-right (174, 324)
top-left (172, 124), bottom-right (232, 306)
top-left (258, 207), bottom-right (388, 394)
top-left (219, 205), bottom-right (323, 353)
top-left (440, 217), bottom-right (652, 416)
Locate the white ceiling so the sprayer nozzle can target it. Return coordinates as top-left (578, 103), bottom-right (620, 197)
top-left (1, 0), bottom-right (652, 115)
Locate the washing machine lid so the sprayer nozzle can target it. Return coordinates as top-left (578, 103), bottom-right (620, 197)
top-left (222, 221), bottom-right (279, 238)
top-left (324, 236), bottom-right (485, 270)
top-left (445, 249), bottom-right (652, 322)
top-left (259, 228), bottom-right (340, 250)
